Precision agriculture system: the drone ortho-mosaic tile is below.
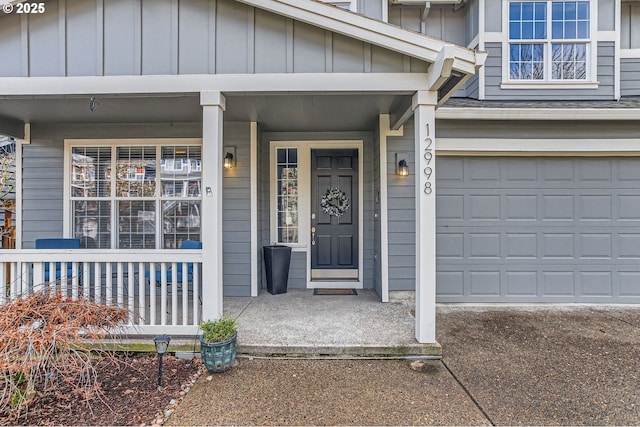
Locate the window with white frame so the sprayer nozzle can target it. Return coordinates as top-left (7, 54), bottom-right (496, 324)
top-left (275, 148), bottom-right (299, 244)
top-left (508, 1), bottom-right (590, 81)
top-left (69, 143), bottom-right (202, 249)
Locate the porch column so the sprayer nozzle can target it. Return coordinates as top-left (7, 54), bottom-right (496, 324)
top-left (201, 91), bottom-right (226, 321)
top-left (413, 91), bottom-right (437, 344)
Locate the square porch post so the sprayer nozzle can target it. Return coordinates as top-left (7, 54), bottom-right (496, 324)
top-left (413, 91), bottom-right (437, 344)
top-left (201, 91), bottom-right (226, 321)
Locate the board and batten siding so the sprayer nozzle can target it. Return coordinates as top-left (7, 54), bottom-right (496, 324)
top-left (388, 4), bottom-right (471, 49)
top-left (621, 2), bottom-right (640, 49)
top-left (483, 42), bottom-right (615, 100)
top-left (0, 0), bottom-right (428, 78)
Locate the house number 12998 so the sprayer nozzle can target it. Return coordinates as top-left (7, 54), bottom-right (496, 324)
top-left (423, 123), bottom-right (433, 195)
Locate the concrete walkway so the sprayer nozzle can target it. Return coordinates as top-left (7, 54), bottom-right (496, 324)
top-left (167, 304), bottom-right (640, 426)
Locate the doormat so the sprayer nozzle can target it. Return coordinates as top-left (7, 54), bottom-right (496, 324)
top-left (313, 288), bottom-right (358, 296)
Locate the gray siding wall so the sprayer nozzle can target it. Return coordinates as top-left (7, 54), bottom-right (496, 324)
top-left (0, 0), bottom-right (428, 77)
top-left (358, 0), bottom-right (383, 22)
top-left (621, 59), bottom-right (640, 96)
top-left (386, 119), bottom-right (415, 291)
top-left (621, 2), bottom-right (640, 49)
top-left (260, 131), bottom-right (375, 290)
top-left (222, 123), bottom-right (252, 297)
top-left (21, 121), bottom-right (251, 297)
top-left (484, 42), bottom-right (615, 101)
top-left (388, 4), bottom-right (470, 47)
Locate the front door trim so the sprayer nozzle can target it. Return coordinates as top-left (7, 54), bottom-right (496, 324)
top-left (269, 140), bottom-right (363, 289)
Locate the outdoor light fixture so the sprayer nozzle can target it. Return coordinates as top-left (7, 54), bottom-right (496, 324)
top-left (397, 159), bottom-right (409, 177)
top-left (153, 335), bottom-right (171, 390)
top-left (223, 152), bottom-right (234, 169)
top-left (223, 146), bottom-right (236, 169)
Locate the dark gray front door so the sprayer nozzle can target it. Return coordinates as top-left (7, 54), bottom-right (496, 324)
top-left (311, 149), bottom-right (358, 279)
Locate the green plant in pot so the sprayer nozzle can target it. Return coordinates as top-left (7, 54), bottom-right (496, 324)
top-left (199, 316), bottom-right (238, 373)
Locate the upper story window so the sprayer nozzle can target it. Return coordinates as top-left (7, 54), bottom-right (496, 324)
top-left (508, 1), bottom-right (590, 81)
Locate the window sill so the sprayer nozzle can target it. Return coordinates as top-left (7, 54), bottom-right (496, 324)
top-left (500, 81), bottom-right (599, 90)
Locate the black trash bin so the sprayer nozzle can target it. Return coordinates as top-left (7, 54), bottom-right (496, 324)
top-left (263, 245), bottom-right (292, 295)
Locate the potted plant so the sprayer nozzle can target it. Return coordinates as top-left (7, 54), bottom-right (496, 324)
top-left (199, 316), bottom-right (238, 373)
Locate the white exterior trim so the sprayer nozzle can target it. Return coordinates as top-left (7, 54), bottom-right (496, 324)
top-left (621, 49), bottom-right (640, 59)
top-left (269, 140), bottom-right (364, 290)
top-left (478, 0), bottom-right (486, 99)
top-left (201, 92), bottom-right (225, 321)
top-left (598, 31), bottom-right (617, 42)
top-left (412, 91), bottom-right (437, 344)
top-left (436, 107), bottom-right (640, 120)
top-left (378, 115), bottom-right (403, 303)
top-left (0, 73), bottom-right (430, 96)
top-left (14, 140), bottom-right (22, 250)
top-left (250, 122), bottom-right (258, 297)
top-left (437, 138), bottom-right (640, 154)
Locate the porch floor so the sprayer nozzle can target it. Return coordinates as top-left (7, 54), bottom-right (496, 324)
top-left (224, 289), bottom-right (441, 358)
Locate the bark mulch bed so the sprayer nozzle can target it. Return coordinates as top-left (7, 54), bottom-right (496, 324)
top-left (0, 355), bottom-right (203, 426)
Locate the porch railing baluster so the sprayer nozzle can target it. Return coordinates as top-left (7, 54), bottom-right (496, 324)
top-left (160, 263), bottom-right (167, 326)
top-left (171, 262), bottom-right (178, 326)
top-left (0, 250), bottom-right (202, 335)
top-left (138, 262), bottom-right (145, 325)
top-left (182, 262), bottom-right (188, 325)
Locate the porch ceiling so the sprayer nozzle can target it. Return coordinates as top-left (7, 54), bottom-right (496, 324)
top-left (0, 93), bottom-right (407, 132)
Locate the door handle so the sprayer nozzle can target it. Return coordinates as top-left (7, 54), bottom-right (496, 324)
top-left (311, 227), bottom-right (316, 246)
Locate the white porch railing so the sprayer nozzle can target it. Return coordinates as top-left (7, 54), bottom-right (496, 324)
top-left (0, 249), bottom-right (204, 336)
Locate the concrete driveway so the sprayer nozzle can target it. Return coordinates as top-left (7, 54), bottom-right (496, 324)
top-left (436, 306), bottom-right (640, 426)
top-left (167, 306), bottom-right (640, 426)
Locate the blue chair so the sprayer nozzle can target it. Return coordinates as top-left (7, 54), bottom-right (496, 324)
top-left (146, 239), bottom-right (202, 286)
top-left (35, 238), bottom-right (81, 282)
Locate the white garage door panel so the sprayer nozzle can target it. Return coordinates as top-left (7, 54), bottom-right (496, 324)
top-left (436, 157), bottom-right (640, 303)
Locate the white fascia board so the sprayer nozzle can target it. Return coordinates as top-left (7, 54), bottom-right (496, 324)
top-left (438, 138), bottom-right (640, 154)
top-left (436, 107), bottom-right (640, 121)
top-left (233, 0), bottom-right (484, 74)
top-left (0, 73), bottom-right (429, 96)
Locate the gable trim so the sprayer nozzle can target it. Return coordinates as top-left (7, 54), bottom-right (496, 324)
top-left (233, 0), bottom-right (485, 75)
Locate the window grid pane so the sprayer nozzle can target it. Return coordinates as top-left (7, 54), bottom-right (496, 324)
top-left (113, 147), bottom-right (156, 198)
top-left (161, 146), bottom-right (202, 248)
top-left (71, 147), bottom-right (112, 248)
top-left (276, 148), bottom-right (298, 244)
top-left (509, 0), bottom-right (589, 81)
top-left (118, 201), bottom-right (156, 249)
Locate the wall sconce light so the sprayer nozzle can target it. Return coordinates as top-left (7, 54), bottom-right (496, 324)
top-left (395, 153), bottom-right (409, 177)
top-left (153, 335), bottom-right (171, 390)
top-left (223, 146), bottom-right (236, 169)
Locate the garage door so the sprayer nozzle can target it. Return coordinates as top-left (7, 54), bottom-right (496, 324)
top-left (436, 157), bottom-right (640, 303)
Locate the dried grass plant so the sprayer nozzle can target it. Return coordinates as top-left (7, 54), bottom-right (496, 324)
top-left (0, 290), bottom-right (129, 418)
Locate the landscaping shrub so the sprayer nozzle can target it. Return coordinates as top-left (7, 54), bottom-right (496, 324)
top-left (0, 291), bottom-right (129, 418)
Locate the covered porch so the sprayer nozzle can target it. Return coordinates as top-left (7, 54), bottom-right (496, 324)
top-left (0, 0), bottom-right (486, 344)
